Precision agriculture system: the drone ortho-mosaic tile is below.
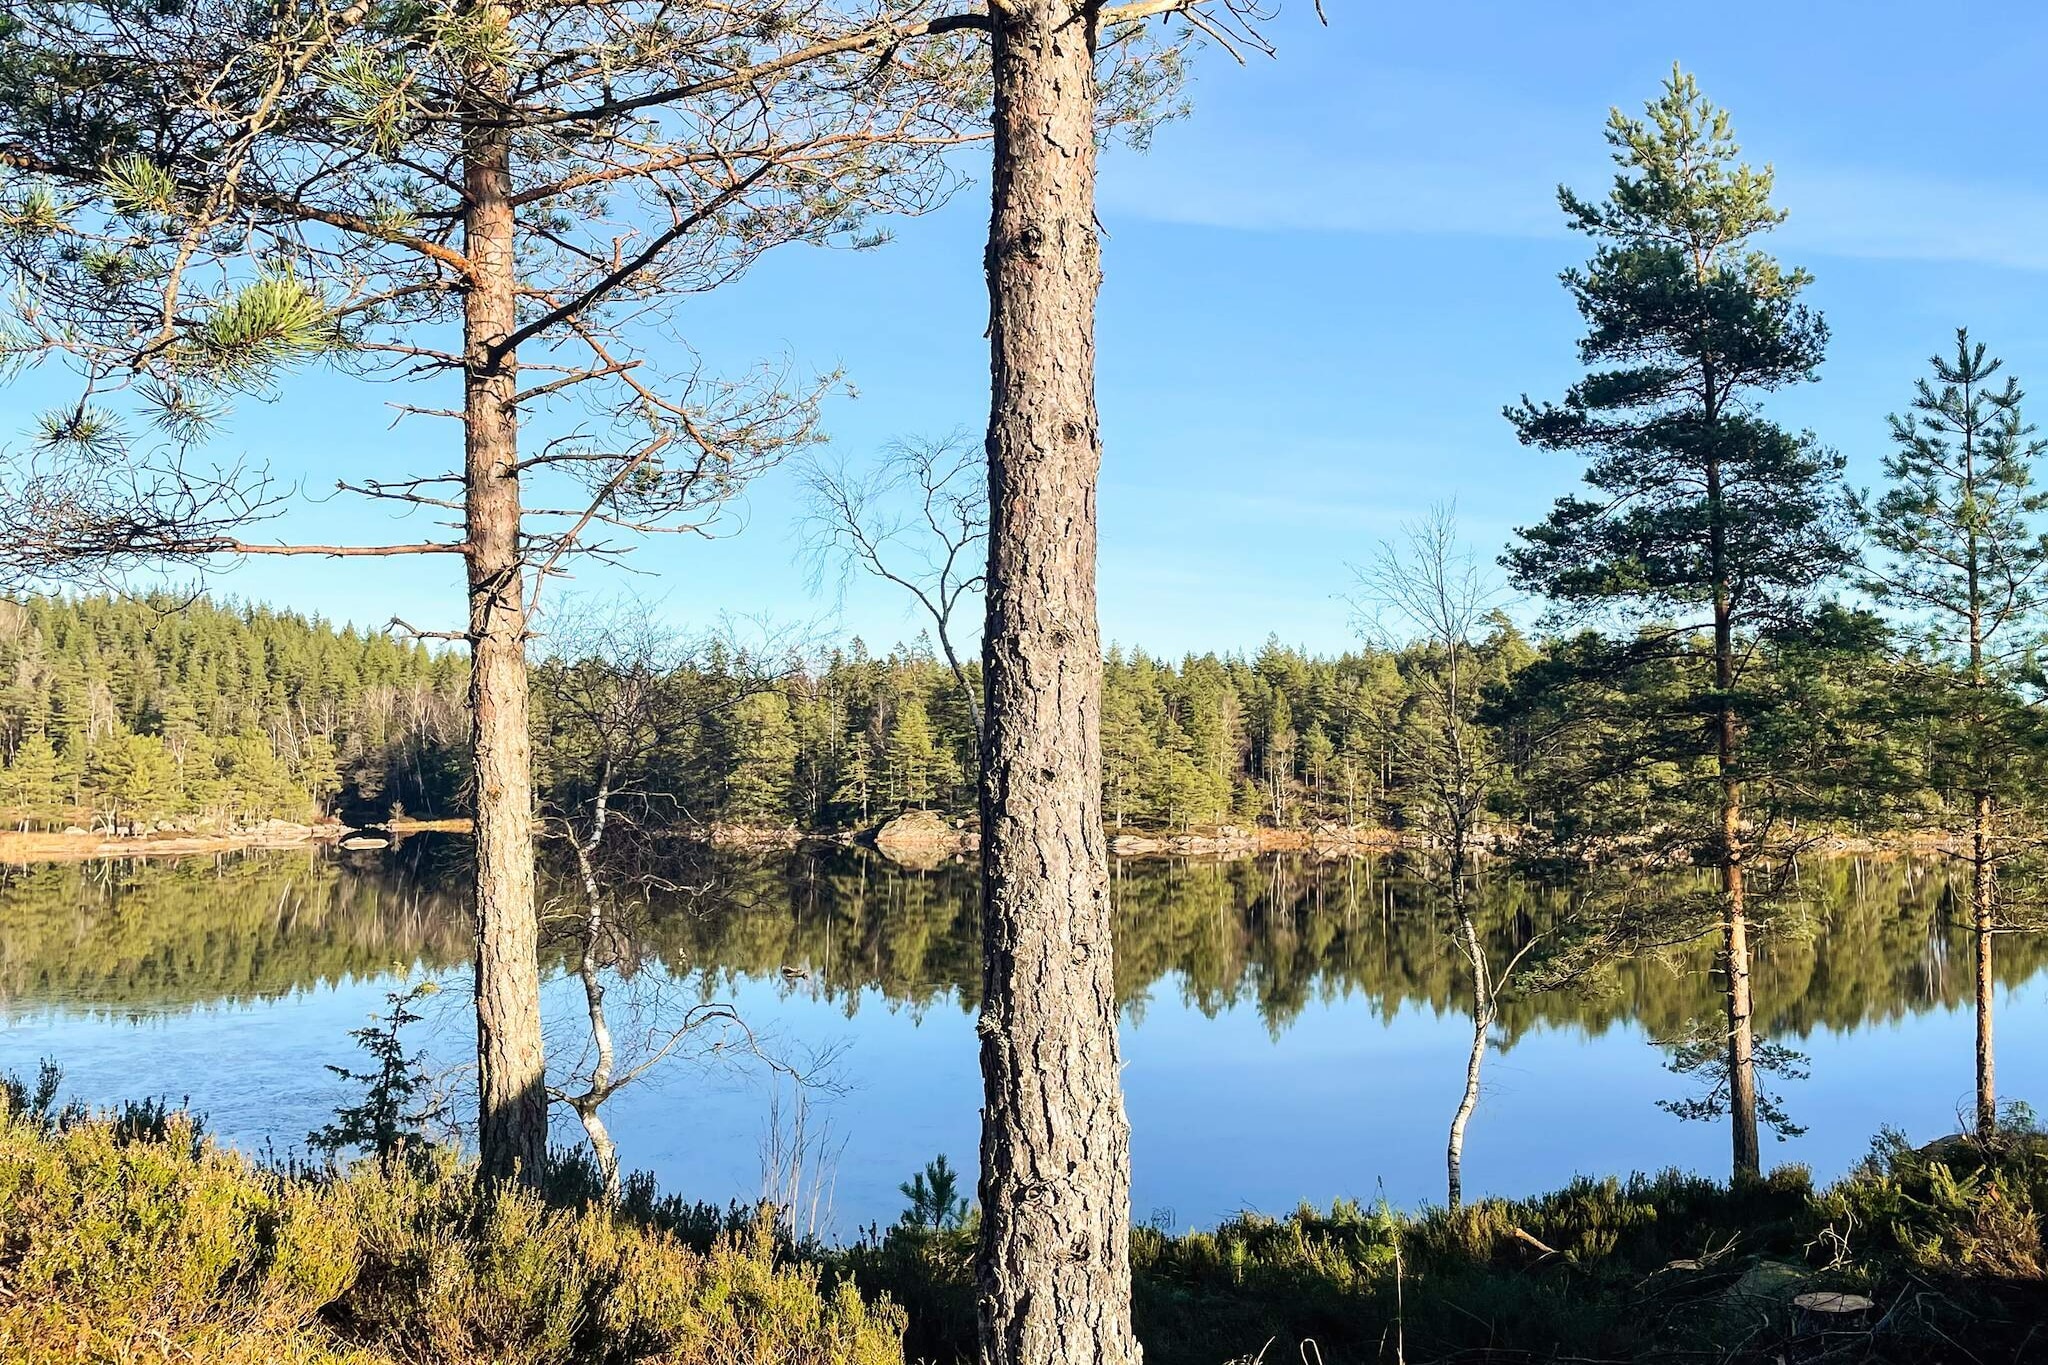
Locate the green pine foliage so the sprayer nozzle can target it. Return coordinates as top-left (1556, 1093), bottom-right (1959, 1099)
top-left (1505, 65), bottom-right (1851, 643)
top-left (720, 692), bottom-right (802, 824)
top-left (1860, 331), bottom-right (2048, 834)
top-left (897, 1154), bottom-right (969, 1231)
top-left (1496, 70), bottom-right (1903, 1175)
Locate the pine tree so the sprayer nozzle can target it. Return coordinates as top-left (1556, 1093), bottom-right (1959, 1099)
top-left (832, 743), bottom-right (876, 827)
top-left (0, 731), bottom-right (59, 828)
top-left (1860, 330), bottom-right (2048, 1138)
top-left (86, 731), bottom-right (177, 833)
top-left (1146, 717), bottom-right (1204, 830)
top-left (1505, 68), bottom-right (1855, 1182)
top-left (897, 1152), bottom-right (970, 1230)
top-left (2, 0), bottom-right (990, 1187)
top-left (1100, 671), bottom-right (1150, 829)
top-left (295, 734), bottom-right (344, 814)
top-left (1300, 723), bottom-right (1335, 819)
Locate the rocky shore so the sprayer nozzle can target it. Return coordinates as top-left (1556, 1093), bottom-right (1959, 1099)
top-left (0, 811), bottom-right (1401, 867)
top-left (843, 812), bottom-right (1401, 867)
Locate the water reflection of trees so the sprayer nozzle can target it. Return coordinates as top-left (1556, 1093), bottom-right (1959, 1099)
top-left (0, 841), bottom-right (472, 1012)
top-left (4, 843), bottom-right (2038, 1044)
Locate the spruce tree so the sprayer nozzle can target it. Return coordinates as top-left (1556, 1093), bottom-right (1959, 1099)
top-left (1505, 68), bottom-right (1855, 1182)
top-left (86, 731), bottom-right (177, 833)
top-left (308, 981), bottom-right (446, 1174)
top-left (724, 692), bottom-right (799, 825)
top-left (831, 744), bottom-right (875, 827)
top-left (886, 691), bottom-right (939, 810)
top-left (2, 732), bottom-right (59, 828)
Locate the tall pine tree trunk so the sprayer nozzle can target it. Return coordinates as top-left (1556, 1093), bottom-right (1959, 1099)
top-left (1708, 454), bottom-right (1761, 1183)
top-left (1720, 774), bottom-right (1760, 1181)
top-left (1967, 521), bottom-right (1996, 1141)
top-left (464, 34), bottom-right (548, 1185)
top-left (975, 3), bottom-right (1137, 1361)
top-left (1974, 791), bottom-right (1996, 1138)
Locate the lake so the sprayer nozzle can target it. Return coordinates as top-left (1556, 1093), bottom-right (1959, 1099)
top-left (3, 837), bottom-right (2043, 1237)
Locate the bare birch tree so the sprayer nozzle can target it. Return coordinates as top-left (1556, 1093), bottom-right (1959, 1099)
top-left (533, 606), bottom-right (805, 1192)
top-left (1353, 503), bottom-right (1533, 1213)
top-left (799, 431), bottom-right (987, 745)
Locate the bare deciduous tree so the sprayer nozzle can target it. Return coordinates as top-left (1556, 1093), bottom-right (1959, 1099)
top-left (1353, 502), bottom-right (1533, 1213)
top-left (534, 605), bottom-right (802, 1192)
top-left (799, 432), bottom-right (987, 744)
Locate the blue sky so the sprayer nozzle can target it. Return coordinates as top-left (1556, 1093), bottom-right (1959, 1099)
top-left (38, 0), bottom-right (2048, 656)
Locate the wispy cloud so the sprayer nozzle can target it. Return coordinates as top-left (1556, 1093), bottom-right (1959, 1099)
top-left (1100, 67), bottom-right (1582, 241)
top-left (1776, 168), bottom-right (2048, 273)
top-left (1102, 96), bottom-right (2048, 272)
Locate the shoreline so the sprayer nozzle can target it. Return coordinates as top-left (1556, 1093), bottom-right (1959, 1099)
top-left (0, 816), bottom-right (1949, 869)
top-left (0, 818), bottom-right (473, 866)
top-left (0, 816), bottom-right (1394, 867)
top-left (716, 809), bottom-right (1408, 866)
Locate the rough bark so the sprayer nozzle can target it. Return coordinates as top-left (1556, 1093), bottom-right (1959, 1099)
top-left (975, 2), bottom-right (1137, 1362)
top-left (464, 30), bottom-right (548, 1185)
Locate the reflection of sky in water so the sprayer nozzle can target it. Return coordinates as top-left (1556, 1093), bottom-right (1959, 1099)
top-left (11, 957), bottom-right (2047, 1237)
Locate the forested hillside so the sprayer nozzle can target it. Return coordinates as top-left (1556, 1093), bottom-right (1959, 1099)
top-left (0, 592), bottom-right (1542, 833)
top-left (667, 624), bottom-right (1534, 831)
top-left (0, 594), bottom-right (467, 828)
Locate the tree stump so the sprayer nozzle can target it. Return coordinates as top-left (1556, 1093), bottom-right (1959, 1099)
top-left (1791, 1291), bottom-right (1874, 1337)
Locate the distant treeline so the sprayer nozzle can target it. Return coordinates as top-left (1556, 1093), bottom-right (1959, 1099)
top-left (570, 616), bottom-right (1537, 834)
top-left (0, 594), bottom-right (467, 828)
top-left (0, 590), bottom-right (2011, 846)
top-left (0, 591), bottom-right (1551, 834)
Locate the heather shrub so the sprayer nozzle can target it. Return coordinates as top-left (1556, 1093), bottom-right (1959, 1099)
top-left (0, 1092), bottom-right (905, 1365)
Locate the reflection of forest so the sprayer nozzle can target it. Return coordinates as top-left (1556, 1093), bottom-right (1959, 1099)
top-left (4, 841), bottom-right (2037, 1044)
top-left (0, 841), bottom-right (474, 1012)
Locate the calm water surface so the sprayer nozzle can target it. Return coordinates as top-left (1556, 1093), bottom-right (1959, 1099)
top-left (3, 838), bottom-right (2043, 1235)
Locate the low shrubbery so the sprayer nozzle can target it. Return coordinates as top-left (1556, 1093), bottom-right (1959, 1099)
top-left (840, 1142), bottom-right (2048, 1364)
top-left (0, 1079), bottom-right (903, 1365)
top-left (6, 1067), bottom-right (2048, 1364)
